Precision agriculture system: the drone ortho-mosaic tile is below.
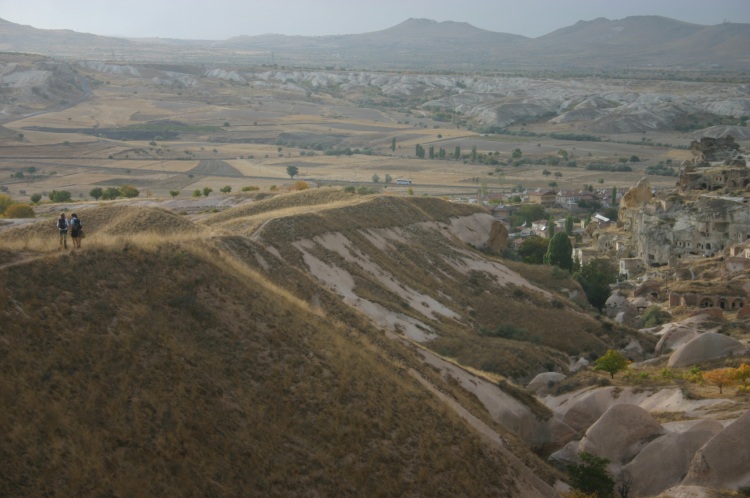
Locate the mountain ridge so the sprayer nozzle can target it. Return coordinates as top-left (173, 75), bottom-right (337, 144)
top-left (1, 15), bottom-right (748, 69)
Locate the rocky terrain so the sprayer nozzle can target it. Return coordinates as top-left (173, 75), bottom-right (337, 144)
top-left (1, 17), bottom-right (749, 495)
top-left (2, 53), bottom-right (749, 137)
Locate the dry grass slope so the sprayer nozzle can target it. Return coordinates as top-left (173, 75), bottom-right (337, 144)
top-left (0, 244), bottom-right (524, 497)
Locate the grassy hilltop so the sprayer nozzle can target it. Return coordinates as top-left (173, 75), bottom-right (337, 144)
top-left (0, 190), bottom-right (579, 496)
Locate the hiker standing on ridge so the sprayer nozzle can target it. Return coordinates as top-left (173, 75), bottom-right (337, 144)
top-left (56, 213), bottom-right (68, 249)
top-left (69, 213), bottom-right (83, 249)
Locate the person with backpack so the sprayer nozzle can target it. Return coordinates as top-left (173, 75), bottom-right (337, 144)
top-left (56, 213), bottom-right (68, 249)
top-left (69, 213), bottom-right (83, 249)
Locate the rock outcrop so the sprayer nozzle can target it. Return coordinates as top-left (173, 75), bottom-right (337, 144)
top-left (578, 405), bottom-right (665, 468)
top-left (667, 332), bottom-right (746, 368)
top-left (683, 410), bottom-right (750, 490)
top-left (689, 136), bottom-right (741, 163)
top-left (527, 372), bottom-right (566, 394)
top-left (623, 420), bottom-right (723, 497)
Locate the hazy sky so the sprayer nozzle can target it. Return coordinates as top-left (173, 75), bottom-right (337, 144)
top-left (1, 0), bottom-right (748, 39)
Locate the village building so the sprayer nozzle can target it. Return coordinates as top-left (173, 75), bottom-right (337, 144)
top-left (669, 291), bottom-right (746, 311)
top-left (528, 189), bottom-right (557, 207)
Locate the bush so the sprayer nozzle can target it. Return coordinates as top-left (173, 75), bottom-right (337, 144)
top-left (568, 452), bottom-right (615, 498)
top-left (119, 185), bottom-right (140, 198)
top-left (4, 203), bottom-right (35, 218)
top-left (293, 181), bottom-right (309, 191)
top-left (48, 190), bottom-right (72, 203)
top-left (480, 324), bottom-right (538, 344)
top-left (593, 350), bottom-right (629, 379)
top-left (641, 305), bottom-right (670, 328)
top-left (241, 186), bottom-right (259, 192)
top-left (0, 193), bottom-right (13, 214)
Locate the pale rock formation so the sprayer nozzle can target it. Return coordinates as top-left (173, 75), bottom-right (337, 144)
top-left (682, 410), bottom-right (750, 490)
top-left (622, 420), bottom-right (723, 497)
top-left (667, 332), bottom-right (746, 368)
top-left (655, 325), bottom-right (700, 355)
top-left (578, 404), bottom-right (665, 468)
top-left (527, 372), bottom-right (566, 394)
top-left (548, 440), bottom-right (580, 469)
top-left (656, 485), bottom-right (725, 498)
top-left (619, 177), bottom-right (653, 212)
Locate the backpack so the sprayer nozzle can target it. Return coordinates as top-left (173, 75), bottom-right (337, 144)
top-left (58, 218), bottom-right (67, 230)
top-left (72, 218), bottom-right (81, 229)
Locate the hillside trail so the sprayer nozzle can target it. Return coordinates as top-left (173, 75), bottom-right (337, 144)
top-left (0, 251), bottom-right (60, 271)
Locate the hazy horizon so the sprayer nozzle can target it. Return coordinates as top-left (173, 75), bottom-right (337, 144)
top-left (1, 0), bottom-right (749, 40)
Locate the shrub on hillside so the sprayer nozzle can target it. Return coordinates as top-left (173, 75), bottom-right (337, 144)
top-left (641, 305), bottom-right (671, 328)
top-left (48, 190), bottom-right (72, 203)
top-left (480, 324), bottom-right (538, 344)
top-left (119, 185), bottom-right (140, 198)
top-left (567, 452), bottom-right (615, 498)
top-left (4, 203), bottom-right (35, 218)
top-left (0, 193), bottom-right (13, 214)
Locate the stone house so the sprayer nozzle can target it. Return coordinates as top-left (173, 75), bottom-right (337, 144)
top-left (528, 189), bottom-right (557, 207)
top-left (619, 258), bottom-right (645, 280)
top-left (669, 291), bottom-right (746, 311)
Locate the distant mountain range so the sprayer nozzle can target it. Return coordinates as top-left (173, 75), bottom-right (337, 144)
top-left (1, 16), bottom-right (748, 70)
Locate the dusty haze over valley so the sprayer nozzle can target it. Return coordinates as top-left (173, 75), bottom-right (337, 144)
top-left (0, 6), bottom-right (749, 498)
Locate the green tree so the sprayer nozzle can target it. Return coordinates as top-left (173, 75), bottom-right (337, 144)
top-left (286, 165), bottom-right (299, 179)
top-left (101, 187), bottom-right (121, 200)
top-left (428, 145), bottom-right (435, 159)
top-left (384, 174), bottom-right (392, 184)
top-left (611, 186), bottom-right (618, 206)
top-left (602, 207), bottom-right (619, 222)
top-left (512, 148), bottom-right (522, 159)
top-left (544, 232), bottom-right (573, 270)
top-left (48, 190), bottom-right (72, 203)
top-left (89, 187), bottom-right (103, 200)
top-left (511, 204), bottom-right (546, 227)
top-left (629, 155), bottom-right (641, 163)
top-left (438, 147), bottom-right (446, 159)
top-left (565, 215), bottom-right (574, 235)
top-left (372, 174), bottom-right (380, 183)
top-left (390, 137), bottom-right (396, 153)
top-left (169, 190), bottom-right (180, 198)
top-left (576, 258), bottom-right (617, 311)
top-left (558, 149), bottom-right (569, 160)
top-left (471, 145), bottom-right (477, 162)
top-left (202, 186), bottom-right (213, 197)
top-left (220, 185), bottom-right (232, 193)
top-left (518, 236), bottom-right (549, 264)
top-left (454, 145), bottom-right (461, 160)
top-left (415, 144), bottom-right (425, 158)
top-left (568, 452), bottom-right (615, 498)
top-left (192, 189), bottom-right (202, 198)
top-left (594, 350), bottom-right (630, 380)
top-left (547, 216), bottom-right (555, 238)
top-left (119, 185), bottom-right (140, 198)
top-left (30, 193), bottom-right (42, 204)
